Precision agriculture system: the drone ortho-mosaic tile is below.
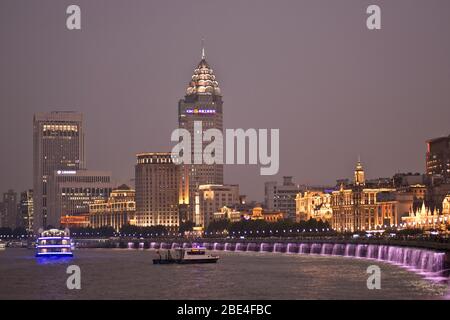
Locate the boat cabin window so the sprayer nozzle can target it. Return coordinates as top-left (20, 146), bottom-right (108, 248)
top-left (187, 250), bottom-right (205, 255)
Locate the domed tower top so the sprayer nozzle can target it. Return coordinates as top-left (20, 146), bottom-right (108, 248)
top-left (185, 41), bottom-right (221, 97)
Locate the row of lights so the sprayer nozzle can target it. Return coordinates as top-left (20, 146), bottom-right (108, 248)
top-left (337, 219), bottom-right (450, 231)
top-left (0, 235), bottom-right (29, 238)
top-left (2, 219), bottom-right (449, 238)
top-left (79, 229), bottom-right (334, 237)
top-left (205, 228), bottom-right (332, 235)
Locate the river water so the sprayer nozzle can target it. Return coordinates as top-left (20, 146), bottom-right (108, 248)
top-left (0, 248), bottom-right (448, 299)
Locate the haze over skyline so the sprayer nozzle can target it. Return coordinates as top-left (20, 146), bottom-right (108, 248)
top-left (1, 0), bottom-right (450, 201)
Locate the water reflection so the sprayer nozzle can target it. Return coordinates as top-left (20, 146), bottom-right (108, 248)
top-left (36, 256), bottom-right (73, 265)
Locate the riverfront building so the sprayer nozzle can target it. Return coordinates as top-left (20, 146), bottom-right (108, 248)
top-left (426, 135), bottom-right (450, 181)
top-left (47, 169), bottom-right (112, 228)
top-left (0, 190), bottom-right (18, 229)
top-left (213, 206), bottom-right (243, 223)
top-left (135, 153), bottom-right (180, 229)
top-left (443, 195), bottom-right (450, 214)
top-left (178, 45), bottom-right (224, 222)
top-left (331, 159), bottom-right (399, 232)
top-left (198, 184), bottom-right (240, 228)
top-left (295, 191), bottom-right (333, 223)
top-left (33, 112), bottom-right (85, 231)
top-left (89, 185), bottom-right (136, 231)
top-left (401, 196), bottom-right (450, 230)
top-left (265, 176), bottom-right (304, 220)
top-left (247, 206), bottom-right (284, 222)
top-left (19, 190), bottom-right (34, 232)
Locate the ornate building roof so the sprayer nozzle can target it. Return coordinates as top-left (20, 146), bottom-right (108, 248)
top-left (186, 45), bottom-right (221, 96)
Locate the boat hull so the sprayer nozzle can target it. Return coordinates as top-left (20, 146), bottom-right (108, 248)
top-left (153, 258), bottom-right (219, 264)
top-left (36, 252), bottom-right (73, 258)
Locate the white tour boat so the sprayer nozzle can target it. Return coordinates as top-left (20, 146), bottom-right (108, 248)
top-left (36, 229), bottom-right (73, 257)
top-left (153, 246), bottom-right (219, 264)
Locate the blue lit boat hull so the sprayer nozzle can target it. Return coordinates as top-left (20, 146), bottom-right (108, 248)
top-left (36, 252), bottom-right (73, 258)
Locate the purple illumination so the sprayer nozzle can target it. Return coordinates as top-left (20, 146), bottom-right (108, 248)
top-left (36, 245), bottom-right (71, 248)
top-left (36, 252), bottom-right (73, 256)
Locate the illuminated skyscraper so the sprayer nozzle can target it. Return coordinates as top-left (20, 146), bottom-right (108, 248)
top-left (19, 190), bottom-right (34, 232)
top-left (135, 153), bottom-right (180, 229)
top-left (178, 44), bottom-right (223, 224)
top-left (426, 135), bottom-right (450, 181)
top-left (33, 112), bottom-right (85, 231)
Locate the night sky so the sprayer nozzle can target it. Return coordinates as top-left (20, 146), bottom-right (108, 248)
top-left (1, 0), bottom-right (449, 201)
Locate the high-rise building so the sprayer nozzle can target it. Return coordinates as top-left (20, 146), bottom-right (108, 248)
top-left (198, 184), bottom-right (240, 228)
top-left (426, 135), bottom-right (450, 180)
top-left (47, 169), bottom-right (112, 228)
top-left (0, 202), bottom-right (4, 228)
top-left (33, 112), bottom-right (85, 231)
top-left (19, 190), bottom-right (34, 232)
top-left (178, 45), bottom-right (223, 223)
top-left (1, 190), bottom-right (17, 229)
top-left (135, 153), bottom-right (180, 229)
top-left (264, 176), bottom-right (304, 220)
top-left (264, 181), bottom-right (277, 211)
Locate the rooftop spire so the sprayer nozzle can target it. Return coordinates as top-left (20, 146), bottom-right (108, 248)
top-left (354, 156), bottom-right (365, 186)
top-left (201, 38), bottom-right (206, 60)
top-left (185, 40), bottom-right (221, 96)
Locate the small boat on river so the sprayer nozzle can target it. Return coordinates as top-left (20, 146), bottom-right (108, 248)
top-left (153, 246), bottom-right (219, 264)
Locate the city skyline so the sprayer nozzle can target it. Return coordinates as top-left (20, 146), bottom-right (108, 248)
top-left (1, 1), bottom-right (450, 304)
top-left (1, 0), bottom-right (450, 202)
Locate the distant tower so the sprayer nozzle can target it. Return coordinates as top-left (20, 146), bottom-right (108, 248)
top-left (2, 190), bottom-right (17, 229)
top-left (178, 41), bottom-right (223, 224)
top-left (354, 157), bottom-right (365, 186)
top-left (33, 112), bottom-right (85, 231)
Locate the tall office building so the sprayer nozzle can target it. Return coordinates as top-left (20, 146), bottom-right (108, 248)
top-left (0, 202), bottom-right (4, 228)
top-left (135, 153), bottom-right (180, 229)
top-left (426, 135), bottom-right (450, 181)
top-left (1, 190), bottom-right (18, 229)
top-left (33, 112), bottom-right (85, 231)
top-left (19, 190), bottom-right (34, 232)
top-left (178, 45), bottom-right (223, 223)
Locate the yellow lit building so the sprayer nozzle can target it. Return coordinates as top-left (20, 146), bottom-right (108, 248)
top-left (331, 159), bottom-right (398, 232)
top-left (198, 184), bottom-right (240, 228)
top-left (401, 197), bottom-right (450, 230)
top-left (443, 195), bottom-right (450, 214)
top-left (213, 206), bottom-right (242, 223)
top-left (135, 153), bottom-right (180, 229)
top-left (89, 185), bottom-right (136, 232)
top-left (295, 191), bottom-right (332, 223)
top-left (61, 214), bottom-right (90, 228)
top-left (213, 206), bottom-right (284, 223)
top-left (244, 206), bottom-right (284, 222)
